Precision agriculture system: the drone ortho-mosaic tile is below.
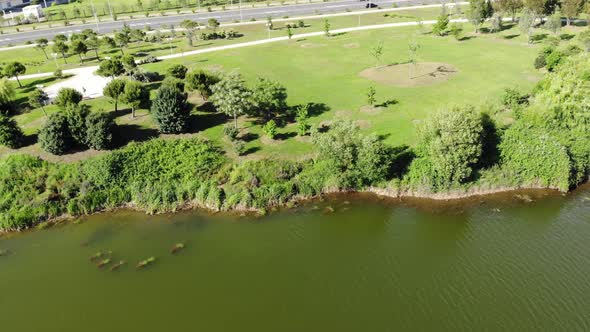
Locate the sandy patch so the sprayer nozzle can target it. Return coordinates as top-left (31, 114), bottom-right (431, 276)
top-left (343, 42), bottom-right (360, 49)
top-left (335, 110), bottom-right (352, 118)
top-left (359, 105), bottom-right (384, 114)
top-left (355, 120), bottom-right (372, 129)
top-left (300, 42), bottom-right (325, 48)
top-left (206, 64), bottom-right (224, 72)
top-left (295, 135), bottom-right (312, 143)
top-left (261, 136), bottom-right (283, 145)
top-left (360, 62), bottom-right (458, 87)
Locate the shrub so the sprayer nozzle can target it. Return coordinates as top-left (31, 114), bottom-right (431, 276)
top-left (263, 120), bottom-right (277, 139)
top-left (85, 112), bottom-right (115, 150)
top-left (150, 85), bottom-right (189, 134)
top-left (39, 112), bottom-right (72, 155)
top-left (545, 50), bottom-right (564, 72)
top-left (64, 104), bottom-right (90, 146)
top-left (167, 64), bottom-right (188, 79)
top-left (0, 115), bottom-right (23, 148)
top-left (534, 54), bottom-right (547, 69)
top-left (54, 88), bottom-right (83, 108)
top-left (223, 123), bottom-right (239, 140)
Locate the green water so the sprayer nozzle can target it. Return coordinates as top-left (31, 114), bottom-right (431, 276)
top-left (2, 189), bottom-right (590, 331)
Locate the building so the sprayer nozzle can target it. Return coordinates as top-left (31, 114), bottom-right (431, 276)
top-left (0, 0), bottom-right (25, 11)
top-left (23, 4), bottom-right (43, 18)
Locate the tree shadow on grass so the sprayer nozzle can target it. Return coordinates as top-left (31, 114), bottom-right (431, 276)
top-left (113, 124), bottom-right (159, 147)
top-left (375, 99), bottom-right (398, 108)
top-left (503, 34), bottom-right (520, 40)
top-left (188, 112), bottom-right (227, 133)
top-left (242, 146), bottom-right (260, 155)
top-left (21, 133), bottom-right (38, 148)
top-left (531, 33), bottom-right (548, 43)
top-left (388, 145), bottom-right (415, 179)
top-left (560, 33), bottom-right (575, 41)
top-left (275, 131), bottom-right (296, 140)
top-left (240, 132), bottom-right (259, 142)
top-left (458, 35), bottom-right (476, 41)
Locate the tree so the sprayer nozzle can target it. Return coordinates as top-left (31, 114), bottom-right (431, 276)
top-left (467, 0), bottom-right (493, 33)
top-left (115, 31), bottom-right (131, 54)
top-left (85, 112), bottom-right (115, 150)
top-left (409, 106), bottom-right (484, 189)
top-left (39, 112), bottom-right (72, 155)
top-left (543, 10), bottom-right (562, 34)
top-left (432, 13), bottom-right (449, 36)
top-left (150, 85), bottom-right (189, 134)
top-left (180, 19), bottom-right (200, 46)
top-left (262, 119), bottom-right (277, 139)
top-left (97, 58), bottom-right (124, 78)
top-left (494, 0), bottom-right (523, 22)
top-left (449, 23), bottom-right (463, 40)
top-left (408, 39), bottom-right (420, 79)
top-left (121, 54), bottom-right (137, 73)
top-left (52, 41), bottom-right (69, 64)
top-left (85, 35), bottom-right (101, 60)
top-left (103, 79), bottom-right (127, 112)
top-left (167, 64), bottom-right (188, 79)
top-left (311, 120), bottom-right (392, 187)
top-left (35, 38), bottom-right (49, 60)
top-left (523, 0), bottom-right (546, 20)
top-left (324, 19), bottom-right (330, 36)
top-left (287, 26), bottom-right (293, 40)
top-left (562, 0), bottom-right (583, 25)
top-left (0, 78), bottom-right (16, 114)
top-left (519, 9), bottom-right (536, 44)
top-left (71, 39), bottom-right (88, 62)
top-left (55, 87), bottom-right (83, 108)
top-left (65, 104), bottom-right (90, 146)
top-left (53, 34), bottom-right (68, 43)
top-left (185, 70), bottom-right (219, 100)
top-left (208, 18), bottom-right (220, 32)
top-left (102, 36), bottom-right (117, 49)
top-left (210, 73), bottom-right (252, 129)
top-left (3, 62), bottom-right (26, 88)
top-left (28, 88), bottom-right (49, 117)
top-left (250, 77), bottom-right (288, 121)
top-left (370, 41), bottom-right (384, 68)
top-left (367, 86), bottom-right (376, 106)
top-left (490, 13), bottom-right (503, 33)
top-left (296, 104), bottom-right (310, 136)
top-left (0, 115), bottom-right (24, 148)
top-left (130, 29), bottom-right (146, 43)
top-left (121, 79), bottom-right (149, 118)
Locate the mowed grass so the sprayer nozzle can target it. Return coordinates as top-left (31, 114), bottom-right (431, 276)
top-left (4, 21), bottom-right (559, 162)
top-left (142, 23), bottom-right (542, 158)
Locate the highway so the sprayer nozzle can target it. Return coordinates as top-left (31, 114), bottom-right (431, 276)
top-left (0, 0), bottom-right (444, 46)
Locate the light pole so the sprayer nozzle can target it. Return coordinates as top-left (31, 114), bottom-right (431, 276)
top-left (107, 0), bottom-right (114, 20)
top-left (239, 0), bottom-right (243, 22)
top-left (91, 0), bottom-right (100, 33)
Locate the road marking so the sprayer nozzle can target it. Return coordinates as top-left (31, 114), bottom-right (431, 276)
top-left (265, 10), bottom-right (285, 14)
top-left (327, 4), bottom-right (349, 8)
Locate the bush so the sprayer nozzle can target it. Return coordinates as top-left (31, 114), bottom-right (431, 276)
top-left (501, 88), bottom-right (528, 109)
top-left (85, 112), bottom-right (115, 150)
top-left (150, 85), bottom-right (189, 134)
top-left (167, 64), bottom-right (188, 79)
top-left (0, 115), bottom-right (23, 148)
top-left (39, 112), bottom-right (72, 155)
top-left (534, 54), bottom-right (547, 69)
top-left (223, 123), bottom-right (239, 140)
top-left (65, 104), bottom-right (90, 146)
top-left (54, 88), bottom-right (83, 108)
top-left (545, 51), bottom-right (564, 72)
top-left (263, 120), bottom-right (277, 138)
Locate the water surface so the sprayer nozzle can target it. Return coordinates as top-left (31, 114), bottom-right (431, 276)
top-left (2, 189), bottom-right (590, 331)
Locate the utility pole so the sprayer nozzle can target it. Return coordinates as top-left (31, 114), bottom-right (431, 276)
top-left (91, 0), bottom-right (100, 33)
top-left (107, 0), bottom-right (114, 20)
top-left (239, 0), bottom-right (243, 21)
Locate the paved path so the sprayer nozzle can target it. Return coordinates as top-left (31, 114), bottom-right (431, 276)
top-left (0, 0), bottom-right (446, 46)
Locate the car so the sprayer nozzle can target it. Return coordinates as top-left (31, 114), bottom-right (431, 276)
top-left (365, 3), bottom-right (378, 8)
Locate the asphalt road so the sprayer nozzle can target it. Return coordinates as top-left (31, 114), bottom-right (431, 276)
top-left (0, 0), bottom-right (443, 46)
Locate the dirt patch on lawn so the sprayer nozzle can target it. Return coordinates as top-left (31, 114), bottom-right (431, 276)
top-left (360, 62), bottom-right (458, 87)
top-left (359, 105), bottom-right (384, 114)
top-left (300, 42), bottom-right (325, 48)
top-left (355, 120), bottom-right (372, 129)
top-left (343, 42), bottom-right (360, 49)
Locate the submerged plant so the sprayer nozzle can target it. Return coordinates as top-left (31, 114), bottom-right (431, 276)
top-left (136, 257), bottom-right (156, 269)
top-left (97, 258), bottom-right (112, 268)
top-left (110, 260), bottom-right (126, 271)
top-left (89, 252), bottom-right (104, 261)
top-left (171, 243), bottom-right (185, 254)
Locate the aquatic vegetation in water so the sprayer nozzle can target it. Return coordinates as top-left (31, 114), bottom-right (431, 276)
top-left (136, 257), bottom-right (156, 269)
top-left (0, 249), bottom-right (11, 256)
top-left (97, 258), bottom-right (112, 268)
top-left (171, 243), bottom-right (185, 254)
top-left (89, 252), bottom-right (104, 261)
top-left (110, 261), bottom-right (126, 271)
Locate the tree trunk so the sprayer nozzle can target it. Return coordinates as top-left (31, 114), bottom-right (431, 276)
top-left (115, 98), bottom-right (118, 112)
top-left (15, 76), bottom-right (22, 88)
top-left (79, 54), bottom-right (83, 62)
top-left (62, 52), bottom-right (68, 64)
top-left (42, 48), bottom-right (49, 60)
top-left (94, 48), bottom-right (99, 60)
top-left (41, 105), bottom-right (47, 117)
top-left (132, 106), bottom-right (136, 118)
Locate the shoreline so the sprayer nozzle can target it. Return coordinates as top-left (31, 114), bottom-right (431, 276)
top-left (0, 182), bottom-right (573, 236)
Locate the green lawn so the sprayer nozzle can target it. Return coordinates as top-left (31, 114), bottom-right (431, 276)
top-left (0, 6), bottom-right (450, 75)
top-left (4, 20), bottom-right (581, 162)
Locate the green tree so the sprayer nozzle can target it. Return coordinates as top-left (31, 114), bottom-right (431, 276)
top-left (121, 54), bottom-right (137, 73)
top-left (432, 13), bottom-right (449, 36)
top-left (151, 85), bottom-right (189, 133)
top-left (210, 73), bottom-right (252, 129)
top-left (208, 18), bottom-right (220, 32)
top-left (324, 19), bottom-right (330, 36)
top-left (35, 38), bottom-right (49, 60)
top-left (185, 70), bottom-right (220, 101)
top-left (250, 77), bottom-right (288, 121)
top-left (3, 62), bottom-right (26, 88)
top-left (367, 86), bottom-right (376, 106)
top-left (115, 31), bottom-right (131, 54)
top-left (28, 88), bottom-right (49, 117)
top-left (52, 41), bottom-right (69, 64)
top-left (39, 112), bottom-right (72, 155)
top-left (523, 0), bottom-right (546, 19)
top-left (449, 22), bottom-right (463, 40)
top-left (562, 0), bottom-right (583, 25)
top-left (0, 78), bottom-right (16, 114)
top-left (296, 104), bottom-right (310, 136)
top-left (180, 19), bottom-right (200, 46)
top-left (65, 104), bottom-right (90, 146)
top-left (370, 41), bottom-right (384, 67)
top-left (494, 0), bottom-right (523, 21)
top-left (55, 87), bottom-right (83, 108)
top-left (519, 9), bottom-right (536, 44)
top-left (103, 79), bottom-right (127, 112)
top-left (490, 13), bottom-right (503, 33)
top-left (287, 26), bottom-right (293, 39)
top-left (85, 35), bottom-right (101, 60)
top-left (0, 115), bottom-right (24, 148)
top-left (263, 119), bottom-right (278, 139)
top-left (121, 79), bottom-right (149, 118)
top-left (71, 39), bottom-right (88, 62)
top-left (467, 0), bottom-right (493, 33)
top-left (543, 10), bottom-right (562, 34)
top-left (97, 58), bottom-right (125, 78)
top-left (408, 106), bottom-right (485, 189)
top-left (85, 112), bottom-right (115, 150)
top-left (167, 64), bottom-right (188, 79)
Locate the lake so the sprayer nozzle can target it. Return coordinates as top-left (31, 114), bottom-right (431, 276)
top-left (2, 189), bottom-right (590, 331)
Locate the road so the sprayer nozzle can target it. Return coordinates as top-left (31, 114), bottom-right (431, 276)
top-left (0, 0), bottom-right (444, 46)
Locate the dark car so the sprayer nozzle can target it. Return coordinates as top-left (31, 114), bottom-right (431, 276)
top-left (366, 3), bottom-right (378, 8)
